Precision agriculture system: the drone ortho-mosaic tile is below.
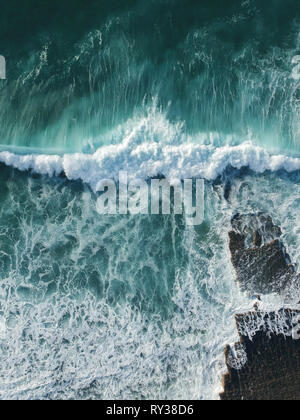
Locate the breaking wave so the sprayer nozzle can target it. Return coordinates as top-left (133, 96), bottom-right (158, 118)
top-left (1, 114), bottom-right (300, 191)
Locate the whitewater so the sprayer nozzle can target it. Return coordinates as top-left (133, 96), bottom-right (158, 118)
top-left (1, 0), bottom-right (300, 401)
top-left (1, 120), bottom-right (300, 191)
top-left (1, 114), bottom-right (300, 400)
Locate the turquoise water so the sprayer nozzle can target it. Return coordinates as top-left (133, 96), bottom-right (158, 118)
top-left (0, 0), bottom-right (300, 400)
top-left (1, 0), bottom-right (300, 153)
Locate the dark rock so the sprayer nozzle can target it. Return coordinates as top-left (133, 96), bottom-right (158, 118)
top-left (220, 309), bottom-right (300, 400)
top-left (231, 213), bottom-right (282, 245)
top-left (221, 214), bottom-right (300, 400)
top-left (253, 230), bottom-right (262, 248)
top-left (229, 213), bottom-right (300, 296)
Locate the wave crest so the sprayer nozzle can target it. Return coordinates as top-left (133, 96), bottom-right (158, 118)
top-left (1, 124), bottom-right (300, 190)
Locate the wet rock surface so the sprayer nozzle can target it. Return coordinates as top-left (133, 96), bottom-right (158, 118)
top-left (221, 214), bottom-right (300, 400)
top-left (229, 213), bottom-right (300, 296)
top-left (220, 309), bottom-right (300, 401)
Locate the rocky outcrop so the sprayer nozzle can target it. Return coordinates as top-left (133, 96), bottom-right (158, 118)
top-left (220, 309), bottom-right (300, 400)
top-left (228, 213), bottom-right (300, 296)
top-left (220, 213), bottom-right (300, 400)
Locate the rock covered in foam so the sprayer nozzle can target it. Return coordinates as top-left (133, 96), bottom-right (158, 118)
top-left (228, 213), bottom-right (300, 297)
top-left (220, 309), bottom-right (300, 401)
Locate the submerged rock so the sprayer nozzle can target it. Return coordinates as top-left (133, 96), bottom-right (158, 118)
top-left (229, 213), bottom-right (300, 296)
top-left (220, 309), bottom-right (300, 401)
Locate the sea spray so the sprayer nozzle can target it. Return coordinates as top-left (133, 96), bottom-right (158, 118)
top-left (2, 135), bottom-right (300, 190)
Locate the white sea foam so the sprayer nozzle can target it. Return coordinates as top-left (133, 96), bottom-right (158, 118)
top-left (1, 118), bottom-right (300, 191)
top-left (1, 115), bottom-right (300, 399)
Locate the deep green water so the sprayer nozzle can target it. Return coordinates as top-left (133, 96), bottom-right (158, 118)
top-left (0, 0), bottom-right (300, 152)
top-left (0, 0), bottom-right (300, 400)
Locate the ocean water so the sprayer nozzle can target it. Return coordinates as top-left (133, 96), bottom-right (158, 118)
top-left (0, 0), bottom-right (300, 400)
